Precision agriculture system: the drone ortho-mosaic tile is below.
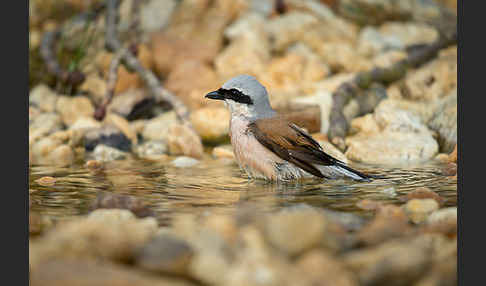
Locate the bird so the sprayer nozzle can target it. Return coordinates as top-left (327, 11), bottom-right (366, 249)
top-left (205, 74), bottom-right (372, 182)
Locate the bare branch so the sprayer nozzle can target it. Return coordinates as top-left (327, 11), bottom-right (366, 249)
top-left (328, 31), bottom-right (457, 149)
top-left (94, 49), bottom-right (124, 120)
top-left (104, 0), bottom-right (191, 124)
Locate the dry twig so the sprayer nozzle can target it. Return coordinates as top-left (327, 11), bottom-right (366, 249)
top-left (40, 4), bottom-right (105, 88)
top-left (328, 30), bottom-right (457, 149)
top-left (104, 0), bottom-right (191, 124)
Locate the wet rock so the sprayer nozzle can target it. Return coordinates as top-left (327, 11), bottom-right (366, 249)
top-left (296, 250), bottom-right (359, 286)
top-left (346, 101), bottom-right (439, 164)
top-left (30, 259), bottom-right (197, 286)
top-left (212, 145), bottom-right (235, 160)
top-left (29, 112), bottom-right (63, 143)
top-left (92, 144), bottom-right (128, 162)
top-left (29, 84), bottom-right (58, 112)
top-left (139, 0), bottom-right (176, 34)
top-left (215, 12), bottom-right (270, 79)
top-left (135, 233), bottom-right (194, 275)
top-left (346, 132), bottom-right (438, 164)
top-left (223, 225), bottom-right (300, 286)
top-left (190, 107), bottom-right (230, 144)
top-left (104, 113), bottom-right (138, 146)
top-left (30, 211), bottom-right (53, 236)
top-left (171, 156), bottom-right (200, 168)
top-left (142, 111), bottom-right (177, 141)
top-left (56, 96), bottom-right (95, 127)
top-left (84, 125), bottom-right (132, 152)
top-left (90, 193), bottom-right (154, 218)
top-left (30, 209), bottom-right (158, 267)
top-left (356, 199), bottom-right (384, 211)
top-left (356, 205), bottom-right (413, 246)
top-left (69, 116), bottom-right (102, 131)
top-left (135, 140), bottom-right (168, 160)
top-left (262, 207), bottom-right (326, 256)
top-left (404, 199), bottom-right (440, 224)
top-left (401, 187), bottom-right (445, 206)
top-left (167, 124), bottom-right (204, 159)
top-left (30, 136), bottom-right (75, 166)
top-left (343, 236), bottom-right (434, 286)
top-left (423, 207), bottom-right (457, 238)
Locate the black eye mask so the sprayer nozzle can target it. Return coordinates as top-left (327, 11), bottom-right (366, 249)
top-left (217, 88), bottom-right (254, 105)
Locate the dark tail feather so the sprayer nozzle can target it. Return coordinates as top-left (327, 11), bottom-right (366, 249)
top-left (333, 162), bottom-right (373, 182)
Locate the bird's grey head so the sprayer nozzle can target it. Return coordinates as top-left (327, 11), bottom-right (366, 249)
top-left (205, 75), bottom-right (275, 119)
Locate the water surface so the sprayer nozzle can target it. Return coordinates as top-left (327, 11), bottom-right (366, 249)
top-left (29, 156), bottom-right (457, 225)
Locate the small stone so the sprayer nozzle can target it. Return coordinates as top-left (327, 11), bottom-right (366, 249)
top-left (35, 176), bottom-right (57, 186)
top-left (56, 96), bottom-right (95, 127)
top-left (29, 84), bottom-right (58, 112)
top-left (104, 113), bottom-right (138, 145)
top-left (423, 208), bottom-right (457, 238)
top-left (426, 207), bottom-right (457, 226)
top-left (29, 113), bottom-right (63, 143)
top-left (402, 187), bottom-right (445, 206)
top-left (262, 207), bottom-right (326, 256)
top-left (167, 124), bottom-right (204, 159)
top-left (84, 126), bottom-right (132, 152)
top-left (30, 209), bottom-right (158, 269)
top-left (90, 193), bottom-right (154, 218)
top-left (356, 205), bottom-right (412, 246)
top-left (171, 156), bottom-right (200, 168)
top-left (92, 144), bottom-right (128, 162)
top-left (69, 116), bottom-right (102, 131)
top-left (356, 199), bottom-right (384, 211)
top-left (404, 199), bottom-right (440, 224)
top-left (441, 163), bottom-right (457, 176)
top-left (135, 233), bottom-right (193, 275)
top-left (142, 112), bottom-right (177, 141)
top-left (190, 107), bottom-right (230, 143)
top-left (30, 259), bottom-right (195, 286)
top-left (296, 250), bottom-right (359, 286)
top-left (212, 145), bottom-right (235, 160)
top-left (135, 140), bottom-right (168, 160)
top-left (85, 160), bottom-right (103, 170)
top-left (343, 236), bottom-right (434, 286)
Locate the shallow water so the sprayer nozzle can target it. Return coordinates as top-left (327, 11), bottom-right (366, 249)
top-left (29, 156), bottom-right (457, 225)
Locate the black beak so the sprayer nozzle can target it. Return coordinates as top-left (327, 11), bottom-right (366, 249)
top-left (205, 90), bottom-right (224, 100)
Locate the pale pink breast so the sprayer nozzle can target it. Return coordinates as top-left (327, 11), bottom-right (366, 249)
top-left (230, 116), bottom-right (284, 180)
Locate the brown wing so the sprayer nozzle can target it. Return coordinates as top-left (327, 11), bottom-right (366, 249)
top-left (247, 117), bottom-right (345, 178)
